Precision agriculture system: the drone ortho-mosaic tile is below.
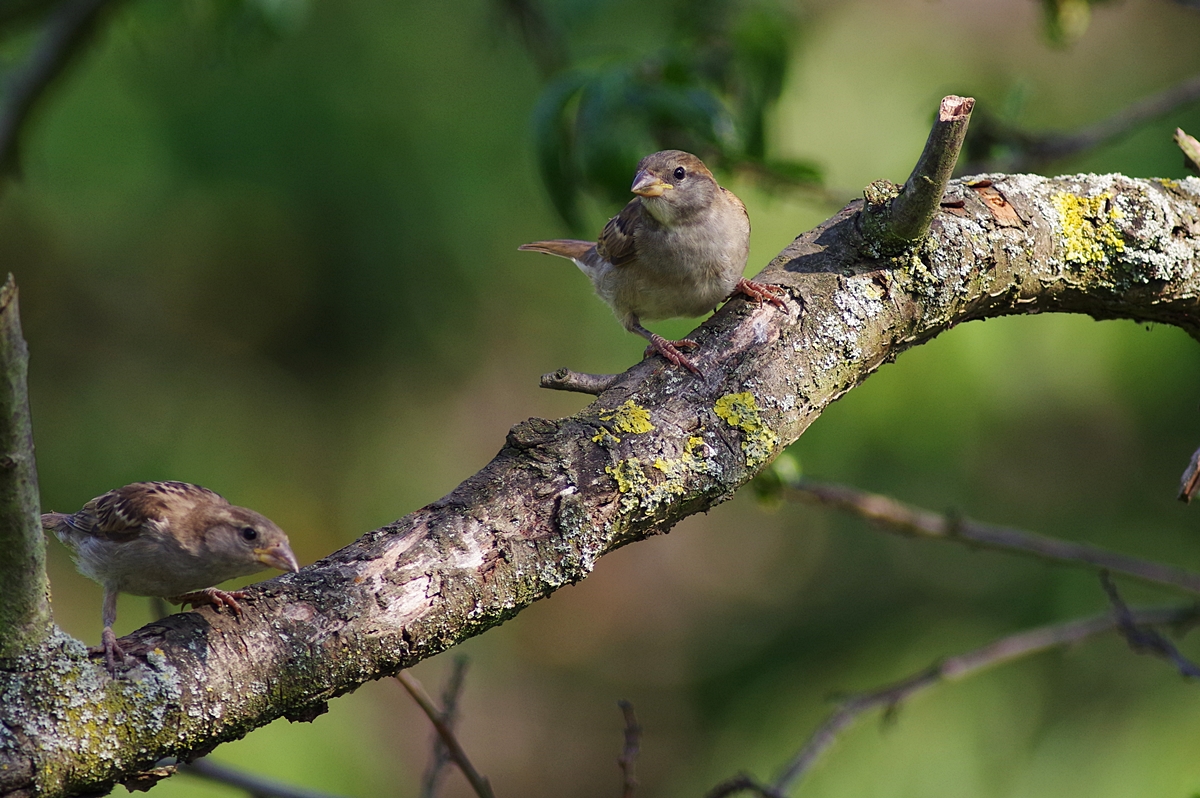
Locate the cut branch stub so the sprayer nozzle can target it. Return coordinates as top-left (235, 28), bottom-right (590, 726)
top-left (856, 94), bottom-right (975, 256)
top-left (1178, 127), bottom-right (1200, 175)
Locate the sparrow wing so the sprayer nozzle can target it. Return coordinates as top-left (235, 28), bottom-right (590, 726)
top-left (596, 199), bottom-right (644, 268)
top-left (721, 187), bottom-right (750, 233)
top-left (84, 481), bottom-right (225, 541)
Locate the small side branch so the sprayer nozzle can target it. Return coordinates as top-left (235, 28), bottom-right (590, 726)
top-left (396, 671), bottom-right (495, 798)
top-left (0, 275), bottom-right (48, 661)
top-left (616, 700), bottom-right (641, 798)
top-left (540, 367), bottom-right (620, 395)
top-left (858, 95), bottom-right (974, 253)
top-left (0, 0), bottom-right (118, 176)
top-left (749, 605), bottom-right (1200, 795)
top-left (790, 480), bottom-right (1200, 595)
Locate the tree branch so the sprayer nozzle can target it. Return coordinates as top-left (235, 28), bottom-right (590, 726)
top-left (734, 605), bottom-right (1200, 796)
top-left (420, 657), bottom-right (469, 798)
top-left (178, 758), bottom-right (350, 798)
top-left (397, 672), bottom-right (494, 798)
top-left (616, 700), bottom-right (641, 798)
top-left (1177, 128), bottom-right (1200, 175)
top-left (0, 0), bottom-right (120, 176)
top-left (540, 367), bottom-right (621, 395)
top-left (868, 94), bottom-right (979, 247)
top-left (966, 73), bottom-right (1200, 174)
top-left (3, 91), bottom-right (1200, 795)
top-left (1100, 572), bottom-right (1200, 679)
top-left (0, 275), bottom-right (47, 663)
top-left (788, 480), bottom-right (1200, 595)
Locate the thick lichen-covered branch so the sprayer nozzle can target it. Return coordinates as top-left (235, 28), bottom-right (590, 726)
top-left (2, 168), bottom-right (1199, 797)
top-left (0, 275), bottom-right (48, 663)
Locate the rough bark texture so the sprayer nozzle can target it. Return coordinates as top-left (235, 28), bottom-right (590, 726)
top-left (2, 172), bottom-right (1199, 797)
top-left (0, 276), bottom-right (48, 662)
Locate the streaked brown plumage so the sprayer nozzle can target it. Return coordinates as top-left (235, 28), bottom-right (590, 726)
top-left (43, 481), bottom-right (300, 675)
top-left (520, 150), bottom-right (785, 374)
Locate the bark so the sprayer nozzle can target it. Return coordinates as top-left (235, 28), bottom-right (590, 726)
top-left (1, 170), bottom-right (1199, 796)
top-left (0, 275), bottom-right (48, 662)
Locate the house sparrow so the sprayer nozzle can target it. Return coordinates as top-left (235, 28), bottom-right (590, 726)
top-left (520, 150), bottom-right (786, 375)
top-left (42, 481), bottom-right (300, 674)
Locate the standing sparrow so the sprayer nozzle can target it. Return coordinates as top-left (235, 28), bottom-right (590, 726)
top-left (520, 150), bottom-right (786, 374)
top-left (43, 481), bottom-right (300, 674)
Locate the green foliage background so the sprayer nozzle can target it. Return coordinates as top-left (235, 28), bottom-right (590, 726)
top-left (4, 0), bottom-right (1200, 795)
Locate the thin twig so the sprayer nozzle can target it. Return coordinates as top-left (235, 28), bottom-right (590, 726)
top-left (397, 671), bottom-right (496, 798)
top-left (704, 774), bottom-right (783, 798)
top-left (789, 480), bottom-right (1200, 595)
top-left (616, 700), bottom-right (641, 798)
top-left (179, 757), bottom-right (349, 798)
top-left (540, 367), bottom-right (621, 395)
top-left (420, 657), bottom-right (470, 798)
top-left (753, 605), bottom-right (1200, 795)
top-left (0, 0), bottom-right (119, 176)
top-left (1100, 572), bottom-right (1200, 679)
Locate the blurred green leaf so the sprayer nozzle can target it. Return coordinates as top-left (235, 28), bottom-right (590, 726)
top-left (531, 68), bottom-right (590, 231)
top-left (513, 0), bottom-right (816, 224)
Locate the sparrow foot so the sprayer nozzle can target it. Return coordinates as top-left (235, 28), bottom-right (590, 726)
top-left (734, 277), bottom-right (787, 309)
top-left (90, 626), bottom-right (129, 675)
top-left (174, 587), bottom-right (248, 618)
top-left (644, 334), bottom-right (701, 376)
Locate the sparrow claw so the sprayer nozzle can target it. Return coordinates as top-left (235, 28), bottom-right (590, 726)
top-left (644, 334), bottom-right (702, 376)
top-left (734, 277), bottom-right (788, 309)
top-left (89, 627), bottom-right (130, 675)
top-left (174, 588), bottom-right (249, 618)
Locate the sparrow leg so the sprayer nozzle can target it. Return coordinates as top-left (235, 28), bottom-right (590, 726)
top-left (733, 277), bottom-right (788, 309)
top-left (173, 588), bottom-right (249, 618)
top-left (628, 318), bottom-right (701, 376)
top-left (92, 587), bottom-right (128, 675)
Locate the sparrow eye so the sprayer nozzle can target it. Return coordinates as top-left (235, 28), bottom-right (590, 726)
top-left (673, 166), bottom-right (686, 180)
top-left (241, 526), bottom-right (258, 541)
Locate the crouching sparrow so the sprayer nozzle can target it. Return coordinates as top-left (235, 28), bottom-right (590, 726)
top-left (43, 481), bottom-right (300, 674)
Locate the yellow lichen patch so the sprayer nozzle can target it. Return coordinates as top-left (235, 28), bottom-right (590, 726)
top-left (592, 400), bottom-right (654, 444)
top-left (602, 400), bottom-right (654, 434)
top-left (714, 392), bottom-right (778, 469)
top-left (606, 458), bottom-right (649, 496)
top-left (607, 437), bottom-right (717, 516)
top-left (592, 427), bottom-right (621, 445)
top-left (1051, 191), bottom-right (1125, 264)
top-left (653, 436), bottom-right (710, 488)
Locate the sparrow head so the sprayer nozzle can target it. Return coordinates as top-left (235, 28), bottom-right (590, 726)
top-left (194, 504), bottom-right (300, 578)
top-left (629, 150), bottom-right (720, 225)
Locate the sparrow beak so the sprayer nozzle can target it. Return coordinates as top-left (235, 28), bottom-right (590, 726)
top-left (255, 543), bottom-right (300, 573)
top-left (631, 170), bottom-right (673, 198)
